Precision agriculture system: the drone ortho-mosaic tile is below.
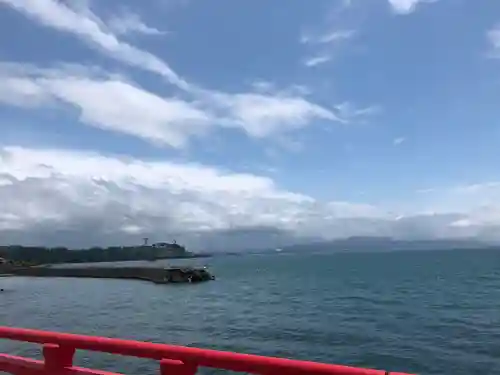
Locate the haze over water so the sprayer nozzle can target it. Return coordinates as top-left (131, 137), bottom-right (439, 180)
top-left (1, 249), bottom-right (500, 375)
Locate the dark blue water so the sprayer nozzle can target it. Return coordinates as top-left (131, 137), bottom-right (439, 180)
top-left (1, 250), bottom-right (500, 374)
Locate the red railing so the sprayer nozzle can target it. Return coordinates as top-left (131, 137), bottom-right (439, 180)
top-left (0, 327), bottom-right (414, 375)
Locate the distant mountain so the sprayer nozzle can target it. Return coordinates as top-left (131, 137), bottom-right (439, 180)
top-left (275, 236), bottom-right (497, 254)
top-left (188, 226), bottom-right (318, 253)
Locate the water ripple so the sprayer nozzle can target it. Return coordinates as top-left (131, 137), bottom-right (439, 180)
top-left (2, 249), bottom-right (500, 375)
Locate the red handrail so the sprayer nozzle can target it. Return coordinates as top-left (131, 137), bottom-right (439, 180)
top-left (0, 326), bottom-right (414, 375)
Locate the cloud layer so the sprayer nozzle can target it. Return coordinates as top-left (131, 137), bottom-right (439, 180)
top-left (0, 146), bottom-right (377, 247)
top-left (1, 146), bottom-right (499, 248)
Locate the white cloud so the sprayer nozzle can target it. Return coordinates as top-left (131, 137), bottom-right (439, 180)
top-left (0, 77), bottom-right (52, 108)
top-left (0, 146), bottom-right (499, 247)
top-left (107, 10), bottom-right (167, 36)
top-left (388, 0), bottom-right (419, 14)
top-left (303, 55), bottom-right (332, 68)
top-left (453, 182), bottom-right (500, 194)
top-left (301, 29), bottom-right (355, 45)
top-left (250, 80), bottom-right (276, 93)
top-left (209, 92), bottom-right (340, 137)
top-left (0, 0), bottom-right (189, 89)
top-left (387, 0), bottom-right (436, 15)
top-left (415, 182), bottom-right (500, 223)
top-left (0, 0), bottom-right (376, 144)
top-left (333, 102), bottom-right (382, 122)
top-left (301, 29), bottom-right (355, 68)
top-left (0, 146), bottom-right (385, 246)
top-left (393, 137), bottom-right (406, 145)
top-left (0, 63), bottom-right (211, 148)
top-left (44, 78), bottom-right (211, 148)
top-left (488, 25), bottom-right (500, 56)
top-left (0, 62), bottom-right (347, 146)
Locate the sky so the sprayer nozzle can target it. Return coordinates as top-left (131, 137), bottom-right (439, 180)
top-left (0, 0), bottom-right (500, 248)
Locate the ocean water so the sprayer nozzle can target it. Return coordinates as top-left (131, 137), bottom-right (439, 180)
top-left (1, 249), bottom-right (500, 375)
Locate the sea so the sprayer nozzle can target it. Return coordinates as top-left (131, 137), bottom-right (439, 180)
top-left (1, 249), bottom-right (500, 375)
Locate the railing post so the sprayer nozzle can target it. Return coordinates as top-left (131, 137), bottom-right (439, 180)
top-left (160, 358), bottom-right (198, 375)
top-left (43, 343), bottom-right (75, 371)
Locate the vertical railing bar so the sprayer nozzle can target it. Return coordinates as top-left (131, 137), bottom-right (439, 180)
top-left (160, 358), bottom-right (198, 375)
top-left (43, 343), bottom-right (75, 371)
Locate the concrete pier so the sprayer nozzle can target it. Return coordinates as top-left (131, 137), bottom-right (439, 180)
top-left (3, 266), bottom-right (214, 284)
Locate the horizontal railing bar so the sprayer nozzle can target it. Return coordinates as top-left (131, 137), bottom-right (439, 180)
top-left (0, 354), bottom-right (43, 375)
top-left (0, 326), bottom-right (413, 375)
top-left (0, 354), bottom-right (120, 375)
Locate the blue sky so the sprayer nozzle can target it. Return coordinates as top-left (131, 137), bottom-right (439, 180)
top-left (0, 0), bottom-right (499, 247)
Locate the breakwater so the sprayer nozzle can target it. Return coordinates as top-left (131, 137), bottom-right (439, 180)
top-left (3, 266), bottom-right (214, 284)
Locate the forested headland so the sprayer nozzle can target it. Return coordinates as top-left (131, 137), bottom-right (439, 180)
top-left (0, 245), bottom-right (209, 266)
